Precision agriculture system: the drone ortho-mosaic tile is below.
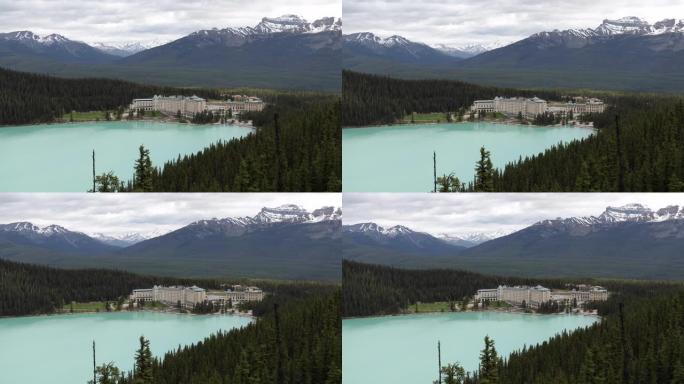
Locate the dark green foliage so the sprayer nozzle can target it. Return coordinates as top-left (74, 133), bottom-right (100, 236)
top-left (0, 258), bottom-right (206, 316)
top-left (146, 93), bottom-right (341, 192)
top-left (133, 145), bottom-right (153, 192)
top-left (118, 290), bottom-right (341, 384)
top-left (342, 71), bottom-right (568, 127)
top-left (0, 67), bottom-right (218, 126)
top-left (133, 336), bottom-right (154, 384)
top-left (496, 97), bottom-right (684, 192)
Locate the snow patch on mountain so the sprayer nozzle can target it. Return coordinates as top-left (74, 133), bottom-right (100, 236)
top-left (536, 204), bottom-right (684, 228)
top-left (433, 41), bottom-right (511, 57)
top-left (438, 230), bottom-right (515, 246)
top-left (90, 40), bottom-right (168, 56)
top-left (532, 16), bottom-right (684, 41)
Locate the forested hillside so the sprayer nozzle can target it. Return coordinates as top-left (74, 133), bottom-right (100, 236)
top-left (0, 68), bottom-right (218, 125)
top-left (118, 291), bottom-right (341, 384)
top-left (344, 261), bottom-right (684, 384)
top-left (0, 258), bottom-right (196, 316)
top-left (343, 261), bottom-right (574, 317)
top-left (148, 93), bottom-right (341, 192)
top-left (343, 71), bottom-right (684, 192)
top-left (341, 70), bottom-right (567, 127)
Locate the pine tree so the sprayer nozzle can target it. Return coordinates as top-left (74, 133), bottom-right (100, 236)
top-left (133, 145), bottom-right (153, 192)
top-left (474, 147), bottom-right (494, 192)
top-left (479, 336), bottom-right (499, 384)
top-left (133, 336), bottom-right (153, 384)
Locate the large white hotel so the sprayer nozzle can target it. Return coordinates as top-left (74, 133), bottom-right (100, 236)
top-left (471, 96), bottom-right (605, 118)
top-left (130, 94), bottom-right (265, 118)
top-left (131, 284), bottom-right (265, 309)
top-left (475, 284), bottom-right (609, 308)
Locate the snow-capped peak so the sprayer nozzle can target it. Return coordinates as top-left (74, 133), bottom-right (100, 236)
top-left (253, 204), bottom-right (309, 223)
top-left (438, 230), bottom-right (514, 246)
top-left (0, 222), bottom-right (74, 236)
top-left (433, 41), bottom-right (511, 57)
top-left (598, 203), bottom-right (655, 223)
top-left (595, 16), bottom-right (652, 35)
top-left (1, 31), bottom-right (73, 45)
top-left (345, 222), bottom-right (418, 237)
top-left (90, 40), bottom-right (167, 56)
top-left (536, 204), bottom-right (684, 228)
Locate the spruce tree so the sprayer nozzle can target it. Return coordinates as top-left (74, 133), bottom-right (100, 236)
top-left (474, 147), bottom-right (494, 192)
top-left (133, 336), bottom-right (153, 384)
top-left (133, 145), bottom-right (153, 192)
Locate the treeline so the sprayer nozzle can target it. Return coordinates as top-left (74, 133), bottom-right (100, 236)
top-left (0, 67), bottom-right (218, 125)
top-left (145, 93), bottom-right (341, 192)
top-left (114, 290), bottom-right (341, 384)
top-left (341, 70), bottom-right (570, 126)
top-left (342, 261), bottom-right (580, 317)
top-left (0, 258), bottom-right (200, 316)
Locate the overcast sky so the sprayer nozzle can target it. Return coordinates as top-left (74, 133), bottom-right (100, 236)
top-left (344, 0), bottom-right (683, 46)
top-left (344, 193), bottom-right (684, 237)
top-left (0, 0), bottom-right (340, 43)
top-left (0, 193), bottom-right (340, 237)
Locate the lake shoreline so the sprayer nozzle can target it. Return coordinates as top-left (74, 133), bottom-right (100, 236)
top-left (1, 308), bottom-right (256, 320)
top-left (343, 307), bottom-right (602, 321)
top-left (0, 115), bottom-right (255, 129)
top-left (344, 120), bottom-right (596, 130)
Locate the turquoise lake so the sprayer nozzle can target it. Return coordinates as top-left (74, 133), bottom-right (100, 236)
top-left (342, 122), bottom-right (594, 191)
top-left (342, 312), bottom-right (598, 384)
top-left (0, 121), bottom-right (253, 192)
top-left (0, 312), bottom-right (251, 383)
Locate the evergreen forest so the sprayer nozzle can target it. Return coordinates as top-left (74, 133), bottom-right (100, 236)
top-left (0, 67), bottom-right (218, 125)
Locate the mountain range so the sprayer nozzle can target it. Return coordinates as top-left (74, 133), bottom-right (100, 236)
top-left (343, 204), bottom-right (684, 280)
top-left (0, 15), bottom-right (341, 90)
top-left (343, 16), bottom-right (684, 92)
top-left (0, 205), bottom-right (342, 280)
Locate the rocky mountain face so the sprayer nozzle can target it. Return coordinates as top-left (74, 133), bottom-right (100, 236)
top-left (343, 32), bottom-right (456, 65)
top-left (0, 205), bottom-right (342, 280)
top-left (0, 31), bottom-right (117, 63)
top-left (0, 222), bottom-right (117, 255)
top-left (0, 15), bottom-right (341, 90)
top-left (343, 222), bottom-right (464, 256)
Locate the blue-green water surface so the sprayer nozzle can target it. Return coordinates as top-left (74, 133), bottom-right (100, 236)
top-left (342, 311), bottom-right (598, 384)
top-left (0, 311), bottom-right (251, 383)
top-left (0, 121), bottom-right (252, 191)
top-left (343, 122), bottom-right (594, 191)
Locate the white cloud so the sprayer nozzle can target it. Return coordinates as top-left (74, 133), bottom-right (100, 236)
top-left (343, 0), bottom-right (683, 45)
top-left (343, 193), bottom-right (684, 236)
top-left (0, 0), bottom-right (341, 43)
top-left (0, 193), bottom-right (341, 237)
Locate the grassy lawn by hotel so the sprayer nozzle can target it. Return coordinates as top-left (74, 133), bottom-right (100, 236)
top-left (401, 112), bottom-right (451, 123)
top-left (61, 111), bottom-right (109, 122)
top-left (62, 301), bottom-right (111, 312)
top-left (407, 301), bottom-right (456, 313)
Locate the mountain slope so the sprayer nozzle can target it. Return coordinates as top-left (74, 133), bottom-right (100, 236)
top-left (0, 15), bottom-right (342, 90)
top-left (342, 222), bottom-right (464, 266)
top-left (0, 222), bottom-right (118, 255)
top-left (0, 205), bottom-right (342, 280)
top-left (0, 31), bottom-right (118, 65)
top-left (455, 204), bottom-right (684, 279)
top-left (343, 17), bottom-right (684, 92)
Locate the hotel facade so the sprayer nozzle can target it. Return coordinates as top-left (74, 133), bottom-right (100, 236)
top-left (131, 285), bottom-right (207, 309)
top-left (130, 94), bottom-right (264, 117)
top-left (475, 284), bottom-right (608, 308)
top-left (471, 96), bottom-right (605, 118)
